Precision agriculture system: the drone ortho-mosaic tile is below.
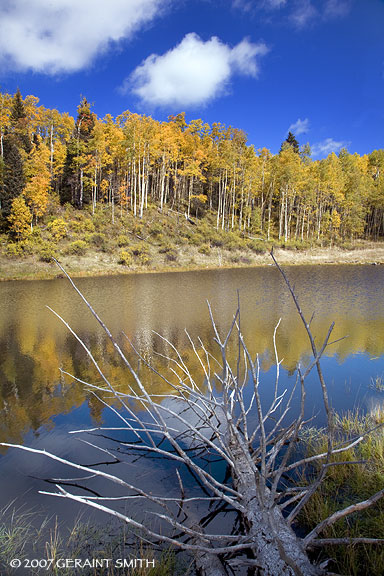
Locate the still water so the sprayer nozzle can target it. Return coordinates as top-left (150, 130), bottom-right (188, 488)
top-left (0, 265), bottom-right (384, 525)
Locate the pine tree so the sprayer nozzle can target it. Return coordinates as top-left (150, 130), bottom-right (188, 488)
top-left (61, 97), bottom-right (95, 207)
top-left (75, 97), bottom-right (95, 140)
top-left (10, 88), bottom-right (26, 125)
top-left (10, 88), bottom-right (31, 153)
top-left (281, 131), bottom-right (299, 154)
top-left (0, 134), bottom-right (25, 218)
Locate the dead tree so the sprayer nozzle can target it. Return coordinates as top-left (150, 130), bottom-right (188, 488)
top-left (2, 256), bottom-right (384, 575)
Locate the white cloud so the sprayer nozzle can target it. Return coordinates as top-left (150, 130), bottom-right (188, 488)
top-left (127, 33), bottom-right (268, 109)
top-left (290, 0), bottom-right (350, 28)
top-left (232, 0), bottom-right (253, 11)
top-left (233, 0), bottom-right (286, 10)
top-left (0, 0), bottom-right (165, 74)
top-left (265, 0), bottom-right (287, 8)
top-left (311, 138), bottom-right (350, 157)
top-left (291, 0), bottom-right (318, 28)
top-left (288, 118), bottom-right (310, 135)
top-left (324, 0), bottom-right (351, 18)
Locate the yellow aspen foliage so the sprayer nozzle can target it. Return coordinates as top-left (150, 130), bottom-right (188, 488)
top-left (24, 142), bottom-right (51, 223)
top-left (8, 196), bottom-right (32, 241)
top-left (331, 209), bottom-right (341, 234)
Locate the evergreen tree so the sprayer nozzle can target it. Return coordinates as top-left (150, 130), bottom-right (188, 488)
top-left (10, 88), bottom-right (31, 153)
top-left (10, 88), bottom-right (26, 125)
top-left (61, 97), bottom-right (95, 207)
top-left (281, 131), bottom-right (299, 154)
top-left (75, 97), bottom-right (95, 140)
top-left (0, 134), bottom-right (25, 218)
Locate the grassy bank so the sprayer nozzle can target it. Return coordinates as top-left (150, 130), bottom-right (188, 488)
top-left (0, 509), bottom-right (186, 575)
top-left (1, 243), bottom-right (383, 282)
top-left (298, 408), bottom-right (384, 576)
top-left (1, 206), bottom-right (383, 281)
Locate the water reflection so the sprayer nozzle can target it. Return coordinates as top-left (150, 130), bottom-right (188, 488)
top-left (0, 265), bottom-right (383, 451)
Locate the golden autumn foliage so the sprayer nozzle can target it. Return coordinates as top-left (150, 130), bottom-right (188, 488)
top-left (1, 89), bottom-right (383, 246)
top-left (8, 196), bottom-right (32, 241)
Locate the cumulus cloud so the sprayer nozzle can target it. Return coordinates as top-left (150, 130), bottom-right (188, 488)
top-left (127, 33), bottom-right (268, 109)
top-left (311, 138), bottom-right (350, 157)
top-left (0, 0), bottom-right (165, 74)
top-left (288, 118), bottom-right (310, 135)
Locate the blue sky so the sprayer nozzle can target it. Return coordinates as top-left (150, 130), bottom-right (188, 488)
top-left (0, 0), bottom-right (383, 157)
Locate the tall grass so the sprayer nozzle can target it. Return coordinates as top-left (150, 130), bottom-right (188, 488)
top-left (0, 507), bottom-right (187, 575)
top-left (297, 407), bottom-right (384, 576)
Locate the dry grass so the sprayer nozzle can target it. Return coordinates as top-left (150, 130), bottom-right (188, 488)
top-left (0, 507), bottom-right (185, 576)
top-left (297, 408), bottom-right (384, 576)
top-left (1, 242), bottom-right (383, 282)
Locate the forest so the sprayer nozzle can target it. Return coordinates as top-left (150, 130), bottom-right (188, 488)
top-left (1, 89), bottom-right (383, 262)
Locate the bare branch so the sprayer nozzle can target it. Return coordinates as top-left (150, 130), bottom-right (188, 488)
top-left (304, 488), bottom-right (384, 547)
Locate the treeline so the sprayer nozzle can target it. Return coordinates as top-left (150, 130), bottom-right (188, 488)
top-left (1, 89), bottom-right (384, 243)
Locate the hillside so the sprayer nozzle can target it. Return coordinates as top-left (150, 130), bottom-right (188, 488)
top-left (1, 89), bottom-right (383, 279)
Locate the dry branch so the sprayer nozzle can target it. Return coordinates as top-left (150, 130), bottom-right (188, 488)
top-left (1, 256), bottom-right (383, 575)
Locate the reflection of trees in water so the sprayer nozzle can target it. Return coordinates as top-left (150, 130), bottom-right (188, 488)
top-left (0, 267), bottom-right (384, 449)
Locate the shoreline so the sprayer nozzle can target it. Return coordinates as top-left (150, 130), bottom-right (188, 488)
top-left (0, 243), bottom-right (383, 282)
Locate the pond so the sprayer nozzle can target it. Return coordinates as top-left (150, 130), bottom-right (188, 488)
top-left (1, 264), bottom-right (384, 534)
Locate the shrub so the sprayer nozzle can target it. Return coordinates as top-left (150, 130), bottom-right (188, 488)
top-left (230, 255), bottom-right (251, 264)
top-left (165, 249), bottom-right (178, 262)
top-left (283, 241), bottom-right (300, 251)
top-left (117, 234), bottom-right (130, 247)
top-left (71, 217), bottom-right (95, 235)
top-left (92, 208), bottom-right (110, 230)
top-left (153, 232), bottom-right (165, 243)
top-left (131, 222), bottom-right (143, 237)
top-left (89, 232), bottom-right (108, 250)
top-left (47, 218), bottom-right (67, 241)
top-left (158, 243), bottom-right (173, 254)
top-left (138, 252), bottom-right (151, 265)
top-left (118, 250), bottom-right (133, 266)
top-left (249, 240), bottom-right (267, 254)
top-left (240, 256), bottom-right (251, 265)
top-left (294, 240), bottom-right (311, 251)
top-left (5, 242), bottom-right (24, 257)
top-left (19, 240), bottom-right (34, 255)
top-left (189, 233), bottom-right (205, 246)
top-left (29, 227), bottom-right (42, 240)
top-left (223, 233), bottom-right (246, 251)
top-left (130, 242), bottom-right (151, 265)
top-left (210, 233), bottom-right (225, 248)
top-left (150, 222), bottom-right (163, 236)
top-left (130, 242), bottom-right (146, 256)
top-left (66, 240), bottom-right (87, 256)
top-left (339, 241), bottom-right (357, 251)
top-left (38, 242), bottom-right (56, 262)
top-left (198, 244), bottom-right (211, 255)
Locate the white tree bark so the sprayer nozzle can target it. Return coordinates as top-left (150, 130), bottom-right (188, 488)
top-left (2, 257), bottom-right (383, 576)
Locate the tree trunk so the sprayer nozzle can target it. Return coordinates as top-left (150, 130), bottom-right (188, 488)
top-left (227, 428), bottom-right (323, 576)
